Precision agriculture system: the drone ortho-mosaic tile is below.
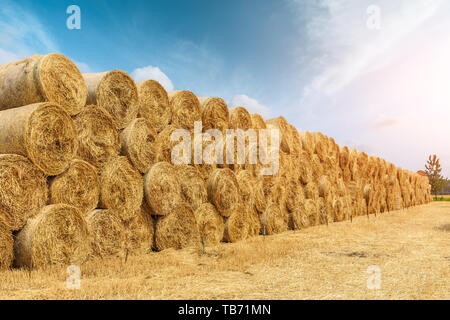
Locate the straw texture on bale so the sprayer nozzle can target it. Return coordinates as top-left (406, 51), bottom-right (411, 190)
top-left (0, 102), bottom-right (77, 176)
top-left (250, 113), bottom-right (267, 130)
top-left (305, 199), bottom-right (319, 226)
top-left (86, 209), bottom-right (125, 258)
top-left (155, 125), bottom-right (186, 163)
top-left (14, 204), bottom-right (90, 268)
top-left (0, 154), bottom-right (48, 231)
top-left (136, 80), bottom-right (171, 133)
top-left (285, 176), bottom-right (305, 212)
top-left (199, 97), bottom-right (229, 133)
top-left (74, 105), bottom-right (120, 168)
top-left (300, 131), bottom-right (314, 155)
top-left (154, 204), bottom-right (199, 251)
top-left (83, 71), bottom-right (139, 129)
top-left (229, 107), bottom-right (252, 130)
top-left (177, 164), bottom-right (207, 211)
top-left (288, 203), bottom-right (310, 230)
top-left (266, 116), bottom-right (292, 154)
top-left (260, 204), bottom-right (289, 235)
top-left (124, 205), bottom-right (154, 255)
top-left (121, 118), bottom-right (157, 173)
top-left (144, 162), bottom-right (183, 216)
top-left (0, 53), bottom-right (87, 115)
top-left (318, 175), bottom-right (331, 197)
top-left (49, 159), bottom-right (99, 216)
top-left (0, 215), bottom-right (13, 269)
top-left (304, 182), bottom-right (319, 200)
top-left (253, 176), bottom-right (267, 214)
top-left (99, 156), bottom-right (143, 221)
top-left (223, 209), bottom-right (248, 243)
top-left (194, 203), bottom-right (224, 245)
top-left (207, 168), bottom-right (240, 217)
top-left (168, 90), bottom-right (201, 130)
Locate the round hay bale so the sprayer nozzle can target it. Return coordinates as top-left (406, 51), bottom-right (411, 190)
top-left (136, 80), bottom-right (171, 133)
top-left (296, 152), bottom-right (313, 184)
top-left (168, 90), bottom-right (201, 130)
top-left (191, 130), bottom-right (220, 180)
top-left (310, 154), bottom-right (323, 181)
top-left (299, 131), bottom-right (314, 155)
top-left (339, 146), bottom-right (350, 170)
top-left (0, 215), bottom-right (13, 269)
top-left (229, 107), bottom-right (252, 130)
top-left (121, 118), bottom-right (157, 174)
top-left (74, 105), bottom-right (120, 168)
top-left (288, 124), bottom-right (302, 155)
top-left (223, 209), bottom-right (248, 243)
top-left (83, 71), bottom-right (139, 129)
top-left (124, 204), bottom-right (154, 255)
top-left (285, 175), bottom-right (305, 212)
top-left (14, 204), bottom-right (90, 268)
top-left (250, 113), bottom-right (267, 130)
top-left (318, 175), bottom-right (331, 198)
top-left (236, 170), bottom-right (255, 204)
top-left (260, 204), bottom-right (289, 235)
top-left (327, 137), bottom-right (340, 159)
top-left (246, 206), bottom-right (262, 238)
top-left (313, 132), bottom-right (328, 161)
top-left (0, 154), bottom-right (48, 231)
top-left (194, 203), bottom-right (224, 245)
top-left (49, 159), bottom-right (99, 216)
top-left (86, 209), bottom-right (126, 258)
top-left (288, 203), bottom-right (310, 230)
top-left (207, 168), bottom-right (240, 217)
top-left (176, 164), bottom-right (207, 211)
top-left (317, 196), bottom-right (333, 224)
top-left (0, 102), bottom-right (77, 176)
top-left (266, 116), bottom-right (292, 154)
top-left (199, 97), bottom-right (229, 133)
top-left (144, 161), bottom-right (183, 216)
top-left (155, 204), bottom-right (199, 250)
top-left (155, 125), bottom-right (188, 163)
top-left (253, 176), bottom-right (267, 214)
top-left (99, 156), bottom-right (143, 220)
top-left (304, 181), bottom-right (319, 200)
top-left (305, 199), bottom-right (319, 226)
top-left (332, 198), bottom-right (345, 222)
top-left (0, 53), bottom-right (87, 115)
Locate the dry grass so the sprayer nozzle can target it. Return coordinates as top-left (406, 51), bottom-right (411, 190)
top-left (0, 202), bottom-right (448, 300)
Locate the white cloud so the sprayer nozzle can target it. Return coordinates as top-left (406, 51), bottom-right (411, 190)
top-left (131, 65), bottom-right (174, 91)
top-left (71, 60), bottom-right (91, 74)
top-left (229, 94), bottom-right (271, 118)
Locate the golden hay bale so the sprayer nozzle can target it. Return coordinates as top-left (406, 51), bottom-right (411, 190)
top-left (289, 124), bottom-right (303, 155)
top-left (168, 90), bottom-right (202, 130)
top-left (317, 196), bottom-right (333, 224)
top-left (194, 203), bottom-right (224, 245)
top-left (295, 151), bottom-right (313, 184)
top-left (332, 198), bottom-right (345, 222)
top-left (144, 161), bottom-right (183, 216)
top-left (299, 131), bottom-right (315, 155)
top-left (0, 215), bottom-right (13, 269)
top-left (83, 71), bottom-right (139, 129)
top-left (49, 159), bottom-right (99, 216)
top-left (155, 204), bottom-right (199, 250)
top-left (285, 175), bottom-right (305, 212)
top-left (310, 154), bottom-right (323, 181)
top-left (253, 176), bottom-right (267, 214)
top-left (304, 199), bottom-right (319, 226)
top-left (246, 206), bottom-right (262, 238)
top-left (99, 156), bottom-right (143, 221)
top-left (288, 203), bottom-right (310, 230)
top-left (304, 181), bottom-right (319, 200)
top-left (229, 107), bottom-right (252, 130)
top-left (124, 205), bottom-right (154, 255)
top-left (0, 53), bottom-right (87, 116)
top-left (0, 102), bottom-right (77, 176)
top-left (121, 118), bottom-right (157, 174)
top-left (223, 208), bottom-right (248, 243)
top-left (73, 105), bottom-right (121, 168)
top-left (199, 97), bottom-right (229, 133)
top-left (0, 154), bottom-right (48, 231)
top-left (86, 209), bottom-right (126, 258)
top-left (318, 175), bottom-right (331, 198)
top-left (207, 168), bottom-right (240, 217)
top-left (261, 204), bottom-right (289, 235)
top-left (312, 132), bottom-right (328, 161)
top-left (266, 116), bottom-right (292, 154)
top-left (339, 146), bottom-right (350, 170)
top-left (327, 137), bottom-right (340, 159)
top-left (14, 204), bottom-right (90, 268)
top-left (236, 169), bottom-right (255, 204)
top-left (176, 164), bottom-right (208, 211)
top-left (155, 125), bottom-right (187, 163)
top-left (250, 113), bottom-right (267, 130)
top-left (136, 80), bottom-right (171, 134)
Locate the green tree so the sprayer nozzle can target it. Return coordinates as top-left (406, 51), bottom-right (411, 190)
top-left (425, 155), bottom-right (448, 198)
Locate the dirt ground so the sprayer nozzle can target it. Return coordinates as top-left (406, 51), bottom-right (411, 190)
top-left (1, 202), bottom-right (448, 300)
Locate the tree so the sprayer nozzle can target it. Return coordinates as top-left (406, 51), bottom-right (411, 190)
top-left (425, 155), bottom-right (448, 197)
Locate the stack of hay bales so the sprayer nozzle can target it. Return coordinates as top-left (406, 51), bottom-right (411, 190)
top-left (0, 53), bottom-right (432, 270)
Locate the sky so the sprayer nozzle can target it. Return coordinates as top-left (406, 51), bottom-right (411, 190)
top-left (0, 0), bottom-right (449, 177)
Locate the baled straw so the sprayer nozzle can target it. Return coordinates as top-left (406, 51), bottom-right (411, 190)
top-left (266, 116), bottom-right (292, 154)
top-left (0, 102), bottom-right (77, 176)
top-left (168, 90), bottom-right (202, 130)
top-left (332, 198), bottom-right (345, 222)
top-left (99, 156), bottom-right (143, 221)
top-left (86, 209), bottom-right (126, 258)
top-left (155, 125), bottom-right (188, 163)
top-left (285, 175), bottom-right (305, 212)
top-left (154, 204), bottom-right (200, 251)
top-left (74, 105), bottom-right (121, 168)
top-left (49, 159), bottom-right (99, 216)
top-left (14, 204), bottom-right (90, 268)
top-left (260, 204), bottom-right (289, 235)
top-left (136, 80), bottom-right (171, 133)
top-left (327, 136), bottom-right (340, 160)
top-left (289, 124), bottom-right (302, 155)
top-left (313, 132), bottom-right (328, 161)
top-left (318, 175), bottom-right (331, 198)
top-left (0, 215), bottom-right (13, 269)
top-left (0, 154), bottom-right (48, 231)
top-left (253, 176), bottom-right (267, 214)
top-left (305, 199), bottom-right (319, 226)
top-left (339, 146), bottom-right (350, 170)
top-left (299, 131), bottom-right (315, 155)
top-left (229, 107), bottom-right (253, 130)
top-left (121, 118), bottom-right (157, 174)
top-left (144, 161), bottom-right (183, 216)
top-left (207, 168), bottom-right (240, 217)
top-left (194, 203), bottom-right (224, 245)
top-left (317, 196), bottom-right (333, 224)
top-left (124, 205), bottom-right (154, 255)
top-left (246, 206), bottom-right (262, 238)
top-left (296, 151), bottom-right (313, 184)
top-left (199, 97), bottom-right (229, 133)
top-left (0, 53), bottom-right (87, 115)
top-left (288, 203), bottom-right (310, 230)
top-left (250, 113), bottom-right (267, 130)
top-left (304, 181), bottom-right (319, 200)
top-left (177, 164), bottom-right (208, 211)
top-left (236, 170), bottom-right (255, 205)
top-left (84, 71), bottom-right (139, 129)
top-left (310, 154), bottom-right (323, 181)
top-left (223, 209), bottom-right (249, 243)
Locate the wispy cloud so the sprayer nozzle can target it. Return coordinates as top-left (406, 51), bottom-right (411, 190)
top-left (229, 94), bottom-right (272, 118)
top-left (131, 65), bottom-right (174, 91)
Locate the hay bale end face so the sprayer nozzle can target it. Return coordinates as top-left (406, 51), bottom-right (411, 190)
top-left (168, 90), bottom-right (201, 130)
top-left (207, 168), bottom-right (241, 217)
top-left (83, 71), bottom-right (139, 129)
top-left (99, 156), bottom-right (143, 221)
top-left (199, 97), bottom-right (229, 133)
top-left (194, 203), bottom-right (224, 245)
top-left (14, 204), bottom-right (90, 268)
top-left (0, 102), bottom-right (77, 176)
top-left (0, 154), bottom-right (48, 231)
top-left (49, 159), bottom-right (100, 216)
top-left (124, 205), bottom-right (155, 254)
top-left (0, 215), bottom-right (13, 269)
top-left (176, 164), bottom-right (208, 211)
top-left (0, 53), bottom-right (87, 115)
top-left (223, 209), bottom-right (249, 243)
top-left (260, 204), bottom-right (289, 235)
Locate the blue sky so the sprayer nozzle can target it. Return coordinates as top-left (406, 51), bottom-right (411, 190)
top-left (1, 0), bottom-right (449, 177)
